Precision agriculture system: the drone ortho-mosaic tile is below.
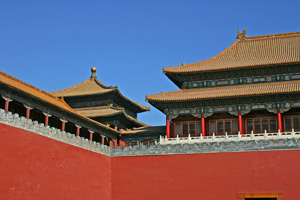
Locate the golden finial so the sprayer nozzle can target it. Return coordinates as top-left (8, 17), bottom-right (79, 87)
top-left (91, 67), bottom-right (97, 78)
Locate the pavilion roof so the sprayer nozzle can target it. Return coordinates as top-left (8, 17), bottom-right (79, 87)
top-left (146, 79), bottom-right (300, 102)
top-left (74, 105), bottom-right (149, 127)
top-left (163, 31), bottom-right (300, 74)
top-left (0, 71), bottom-right (120, 136)
top-left (50, 68), bottom-right (150, 112)
top-left (50, 76), bottom-right (116, 97)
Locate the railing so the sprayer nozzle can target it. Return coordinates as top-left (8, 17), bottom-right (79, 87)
top-left (126, 140), bottom-right (158, 147)
top-left (159, 130), bottom-right (300, 145)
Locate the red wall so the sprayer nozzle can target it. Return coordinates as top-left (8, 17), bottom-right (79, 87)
top-left (111, 150), bottom-right (300, 200)
top-left (0, 123), bottom-right (111, 200)
top-left (2, 122), bottom-right (300, 200)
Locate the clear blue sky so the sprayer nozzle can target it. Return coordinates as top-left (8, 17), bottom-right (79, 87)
top-left (1, 0), bottom-right (299, 126)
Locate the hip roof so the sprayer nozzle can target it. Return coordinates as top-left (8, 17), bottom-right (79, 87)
top-left (163, 31), bottom-right (300, 74)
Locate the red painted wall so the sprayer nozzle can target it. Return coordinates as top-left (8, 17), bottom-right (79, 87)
top-left (2, 122), bottom-right (300, 200)
top-left (0, 123), bottom-right (111, 200)
top-left (111, 150), bottom-right (300, 200)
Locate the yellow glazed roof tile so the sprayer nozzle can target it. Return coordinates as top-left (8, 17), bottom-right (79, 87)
top-left (163, 31), bottom-right (300, 74)
top-left (146, 80), bottom-right (300, 102)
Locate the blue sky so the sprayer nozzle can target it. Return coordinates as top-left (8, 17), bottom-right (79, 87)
top-left (1, 0), bottom-right (299, 126)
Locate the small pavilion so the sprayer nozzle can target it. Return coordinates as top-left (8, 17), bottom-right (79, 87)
top-left (51, 67), bottom-right (150, 131)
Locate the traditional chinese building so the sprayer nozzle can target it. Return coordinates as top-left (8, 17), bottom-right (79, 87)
top-left (0, 71), bottom-right (120, 145)
top-left (2, 31), bottom-right (300, 200)
top-left (146, 31), bottom-right (300, 138)
top-left (50, 67), bottom-right (150, 131)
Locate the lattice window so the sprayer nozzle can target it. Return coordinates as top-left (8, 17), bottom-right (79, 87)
top-left (209, 119), bottom-right (238, 135)
top-left (246, 117), bottom-right (277, 133)
top-left (174, 121), bottom-right (201, 137)
top-left (284, 115), bottom-right (300, 131)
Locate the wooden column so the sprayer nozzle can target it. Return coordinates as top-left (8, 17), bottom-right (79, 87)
top-left (24, 105), bottom-right (32, 119)
top-left (238, 111), bottom-right (243, 135)
top-left (3, 97), bottom-right (12, 112)
top-left (60, 119), bottom-right (67, 131)
top-left (201, 113), bottom-right (205, 136)
top-left (166, 115), bottom-right (170, 138)
top-left (43, 113), bottom-right (51, 126)
top-left (89, 130), bottom-right (94, 141)
top-left (114, 139), bottom-right (118, 148)
top-left (76, 125), bottom-right (81, 136)
top-left (45, 114), bottom-right (49, 126)
top-left (277, 108), bottom-right (282, 132)
top-left (101, 136), bottom-right (105, 145)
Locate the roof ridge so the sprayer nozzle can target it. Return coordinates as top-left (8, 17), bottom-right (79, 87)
top-left (163, 40), bottom-right (241, 72)
top-left (94, 78), bottom-right (117, 89)
top-left (245, 31), bottom-right (300, 40)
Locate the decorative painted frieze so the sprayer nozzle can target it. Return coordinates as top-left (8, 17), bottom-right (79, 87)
top-left (165, 101), bottom-right (300, 118)
top-left (68, 99), bottom-right (114, 108)
top-left (183, 73), bottom-right (300, 89)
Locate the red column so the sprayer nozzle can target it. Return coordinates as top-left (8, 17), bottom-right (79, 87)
top-left (277, 108), bottom-right (282, 132)
top-left (201, 113), bottom-right (205, 136)
top-left (101, 136), bottom-right (105, 145)
top-left (44, 114), bottom-right (49, 126)
top-left (76, 125), bottom-right (81, 136)
top-left (238, 111), bottom-right (243, 135)
top-left (4, 97), bottom-right (10, 112)
top-left (26, 106), bottom-right (31, 119)
top-left (89, 131), bottom-right (94, 141)
top-left (61, 119), bottom-right (66, 131)
top-left (166, 115), bottom-right (170, 138)
top-left (114, 139), bottom-right (117, 148)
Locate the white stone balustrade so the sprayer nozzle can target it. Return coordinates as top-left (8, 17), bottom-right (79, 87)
top-left (159, 129), bottom-right (300, 145)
